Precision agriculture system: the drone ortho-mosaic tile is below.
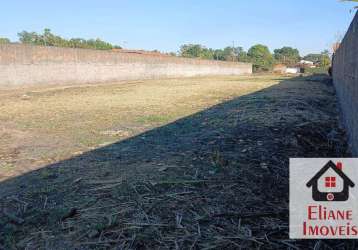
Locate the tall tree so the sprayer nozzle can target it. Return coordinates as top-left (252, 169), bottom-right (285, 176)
top-left (0, 37), bottom-right (10, 44)
top-left (180, 44), bottom-right (249, 62)
top-left (18, 31), bottom-right (40, 44)
top-left (221, 46), bottom-right (246, 62)
top-left (180, 44), bottom-right (206, 58)
top-left (303, 51), bottom-right (331, 67)
top-left (303, 54), bottom-right (322, 63)
top-left (320, 50), bottom-right (331, 68)
top-left (17, 29), bottom-right (120, 50)
top-left (274, 46), bottom-right (300, 66)
top-left (247, 44), bottom-right (274, 72)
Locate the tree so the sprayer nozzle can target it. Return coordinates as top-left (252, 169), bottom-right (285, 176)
top-left (18, 31), bottom-right (39, 44)
top-left (17, 29), bottom-right (121, 50)
top-left (274, 46), bottom-right (300, 66)
top-left (0, 37), bottom-right (10, 44)
top-left (320, 50), bottom-right (331, 68)
top-left (303, 51), bottom-right (331, 68)
top-left (220, 46), bottom-right (246, 62)
top-left (180, 44), bottom-right (216, 59)
top-left (247, 44), bottom-right (274, 72)
top-left (320, 56), bottom-right (331, 68)
top-left (237, 49), bottom-right (249, 62)
top-left (303, 53), bottom-right (322, 63)
top-left (180, 44), bottom-right (249, 62)
top-left (180, 44), bottom-right (206, 58)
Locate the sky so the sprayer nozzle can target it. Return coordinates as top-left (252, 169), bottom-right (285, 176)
top-left (0, 0), bottom-right (357, 56)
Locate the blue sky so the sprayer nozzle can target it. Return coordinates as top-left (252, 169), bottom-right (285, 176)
top-left (0, 0), bottom-right (356, 56)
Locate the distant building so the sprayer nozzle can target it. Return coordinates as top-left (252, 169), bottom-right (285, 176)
top-left (299, 60), bottom-right (316, 68)
top-left (286, 67), bottom-right (301, 74)
top-left (273, 64), bottom-right (301, 74)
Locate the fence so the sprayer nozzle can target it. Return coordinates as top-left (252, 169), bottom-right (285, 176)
top-left (0, 44), bottom-right (252, 86)
top-left (333, 12), bottom-right (358, 155)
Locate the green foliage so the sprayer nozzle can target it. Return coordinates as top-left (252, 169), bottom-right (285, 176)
top-left (18, 28), bottom-right (121, 50)
top-left (320, 55), bottom-right (331, 68)
top-left (303, 50), bottom-right (331, 68)
top-left (247, 44), bottom-right (274, 72)
top-left (0, 37), bottom-right (10, 44)
top-left (305, 67), bottom-right (330, 75)
top-left (303, 54), bottom-right (322, 63)
top-left (274, 46), bottom-right (300, 66)
top-left (180, 44), bottom-right (206, 58)
top-left (178, 43), bottom-right (331, 73)
top-left (180, 44), bottom-right (248, 62)
top-left (222, 46), bottom-right (249, 62)
top-left (180, 43), bottom-right (278, 72)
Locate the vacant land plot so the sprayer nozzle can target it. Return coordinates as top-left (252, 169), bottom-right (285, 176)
top-left (0, 75), bottom-right (280, 180)
top-left (0, 75), bottom-right (350, 249)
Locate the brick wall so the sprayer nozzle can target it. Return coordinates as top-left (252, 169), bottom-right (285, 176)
top-left (0, 44), bottom-right (252, 86)
top-left (333, 12), bottom-right (358, 155)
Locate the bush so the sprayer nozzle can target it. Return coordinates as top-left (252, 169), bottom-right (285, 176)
top-left (305, 67), bottom-right (330, 75)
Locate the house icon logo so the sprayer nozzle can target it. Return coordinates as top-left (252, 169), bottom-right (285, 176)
top-left (306, 161), bottom-right (355, 202)
top-left (290, 159), bottom-right (358, 239)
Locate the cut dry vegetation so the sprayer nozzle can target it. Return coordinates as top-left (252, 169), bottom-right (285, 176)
top-left (0, 74), bottom-right (351, 249)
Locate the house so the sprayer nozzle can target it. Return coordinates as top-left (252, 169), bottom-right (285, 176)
top-left (306, 161), bottom-right (355, 202)
top-left (299, 60), bottom-right (316, 68)
top-left (286, 67), bottom-right (301, 74)
top-left (300, 60), bottom-right (314, 66)
top-left (273, 64), bottom-right (301, 74)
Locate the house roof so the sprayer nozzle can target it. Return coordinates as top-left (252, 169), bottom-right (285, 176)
top-left (306, 160), bottom-right (355, 187)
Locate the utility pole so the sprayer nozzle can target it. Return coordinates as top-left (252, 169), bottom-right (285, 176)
top-left (232, 41), bottom-right (235, 62)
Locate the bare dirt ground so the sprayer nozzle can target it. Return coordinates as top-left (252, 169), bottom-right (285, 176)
top-left (0, 75), bottom-right (352, 249)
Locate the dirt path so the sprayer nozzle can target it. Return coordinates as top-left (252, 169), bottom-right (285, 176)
top-left (0, 75), bottom-right (351, 249)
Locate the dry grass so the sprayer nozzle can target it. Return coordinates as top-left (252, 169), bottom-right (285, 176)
top-left (0, 75), bottom-right (287, 180)
top-left (0, 74), bottom-right (351, 249)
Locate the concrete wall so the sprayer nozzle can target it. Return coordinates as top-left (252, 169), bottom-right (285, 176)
top-left (0, 44), bottom-right (252, 86)
top-left (333, 12), bottom-right (358, 155)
